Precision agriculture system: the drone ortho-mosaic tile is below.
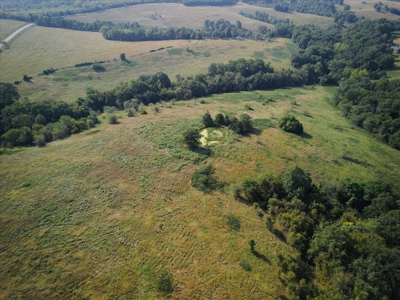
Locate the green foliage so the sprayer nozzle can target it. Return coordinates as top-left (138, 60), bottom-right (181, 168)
top-left (156, 270), bottom-right (174, 295)
top-left (0, 82), bottom-right (20, 110)
top-left (183, 129), bottom-right (201, 150)
top-left (127, 109), bottom-right (135, 117)
top-left (214, 113), bottom-right (225, 126)
top-left (278, 115), bottom-right (303, 135)
top-left (225, 214), bottom-right (241, 231)
top-left (202, 112), bottom-right (215, 127)
top-left (1, 126), bottom-right (33, 147)
top-left (34, 114), bottom-right (46, 125)
top-left (239, 261), bottom-right (252, 272)
top-left (92, 63), bottom-right (106, 72)
top-left (23, 74), bottom-right (32, 82)
top-left (281, 165), bottom-right (312, 200)
top-left (108, 115), bottom-right (118, 124)
top-left (191, 164), bottom-right (221, 193)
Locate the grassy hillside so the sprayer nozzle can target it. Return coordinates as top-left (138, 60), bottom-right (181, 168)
top-left (1, 86), bottom-right (399, 299)
top-left (68, 2), bottom-right (335, 30)
top-left (0, 25), bottom-right (298, 102)
top-left (0, 19), bottom-right (28, 41)
top-left (345, 0), bottom-right (400, 20)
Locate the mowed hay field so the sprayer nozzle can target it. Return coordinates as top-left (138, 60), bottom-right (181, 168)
top-left (69, 2), bottom-right (335, 31)
top-left (0, 24), bottom-right (298, 102)
top-left (1, 87), bottom-right (400, 299)
top-left (0, 19), bottom-right (28, 41)
top-left (344, 0), bottom-right (400, 20)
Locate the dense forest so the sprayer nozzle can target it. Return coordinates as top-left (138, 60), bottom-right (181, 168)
top-left (235, 165), bottom-right (400, 299)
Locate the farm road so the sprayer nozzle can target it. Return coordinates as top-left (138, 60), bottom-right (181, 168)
top-left (0, 23), bottom-right (35, 49)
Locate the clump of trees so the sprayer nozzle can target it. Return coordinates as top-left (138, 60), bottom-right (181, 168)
top-left (202, 112), bottom-right (254, 135)
top-left (183, 129), bottom-right (201, 150)
top-left (0, 83), bottom-right (98, 147)
top-left (238, 165), bottom-right (400, 298)
top-left (278, 115), bottom-right (303, 134)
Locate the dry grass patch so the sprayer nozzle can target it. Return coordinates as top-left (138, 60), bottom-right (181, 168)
top-left (0, 24), bottom-right (298, 102)
top-left (69, 2), bottom-right (335, 30)
top-left (344, 0), bottom-right (400, 20)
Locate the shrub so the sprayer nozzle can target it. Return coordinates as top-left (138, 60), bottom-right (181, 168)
top-left (183, 129), bottom-right (201, 150)
top-left (157, 271), bottom-right (174, 295)
top-left (87, 119), bottom-right (95, 128)
top-left (240, 261), bottom-right (252, 272)
top-left (127, 109), bottom-right (135, 117)
top-left (92, 63), bottom-right (106, 72)
top-left (192, 164), bottom-right (221, 193)
top-left (108, 115), bottom-right (118, 124)
top-left (226, 214), bottom-right (241, 231)
top-left (214, 113), bottom-right (225, 126)
top-left (279, 115), bottom-right (303, 134)
top-left (202, 112), bottom-right (215, 127)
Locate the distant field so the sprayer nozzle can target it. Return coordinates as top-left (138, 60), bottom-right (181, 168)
top-left (0, 19), bottom-right (28, 41)
top-left (1, 86), bottom-right (399, 299)
top-left (344, 0), bottom-right (400, 20)
top-left (68, 3), bottom-right (335, 31)
top-left (0, 25), bottom-right (298, 102)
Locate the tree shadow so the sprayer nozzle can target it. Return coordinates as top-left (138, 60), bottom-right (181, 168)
top-left (233, 194), bottom-right (252, 206)
top-left (252, 250), bottom-right (271, 264)
top-left (194, 147), bottom-right (213, 156)
top-left (300, 132), bottom-right (313, 139)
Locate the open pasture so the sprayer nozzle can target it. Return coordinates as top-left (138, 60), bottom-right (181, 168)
top-left (0, 25), bottom-right (298, 102)
top-left (344, 0), bottom-right (400, 20)
top-left (69, 2), bottom-right (335, 30)
top-left (1, 86), bottom-right (400, 299)
top-left (0, 19), bottom-right (28, 41)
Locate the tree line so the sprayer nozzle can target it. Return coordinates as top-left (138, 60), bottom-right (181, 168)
top-left (100, 19), bottom-right (253, 41)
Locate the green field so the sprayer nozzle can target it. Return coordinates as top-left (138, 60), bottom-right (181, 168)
top-left (1, 86), bottom-right (400, 299)
top-left (68, 3), bottom-right (334, 31)
top-left (345, 0), bottom-right (400, 20)
top-left (0, 23), bottom-right (298, 102)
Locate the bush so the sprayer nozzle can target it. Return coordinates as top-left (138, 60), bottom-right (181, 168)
top-left (127, 109), bottom-right (135, 117)
top-left (202, 112), bottom-right (215, 127)
top-left (192, 164), bottom-right (221, 193)
top-left (92, 63), bottom-right (106, 72)
top-left (108, 115), bottom-right (118, 124)
top-left (156, 271), bottom-right (174, 295)
top-left (279, 115), bottom-right (303, 134)
top-left (183, 129), bottom-right (201, 150)
top-left (87, 119), bottom-right (95, 128)
top-left (226, 214), bottom-right (241, 231)
top-left (240, 261), bottom-right (252, 272)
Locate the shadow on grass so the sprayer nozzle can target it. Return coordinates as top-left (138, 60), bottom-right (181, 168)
top-left (193, 147), bottom-right (213, 156)
top-left (234, 195), bottom-right (252, 207)
top-left (342, 154), bottom-right (373, 167)
top-left (301, 132), bottom-right (313, 139)
top-left (252, 250), bottom-right (271, 264)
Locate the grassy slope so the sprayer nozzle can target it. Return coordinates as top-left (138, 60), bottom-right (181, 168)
top-left (0, 24), bottom-right (298, 102)
top-left (1, 86), bottom-right (400, 299)
top-left (68, 3), bottom-right (334, 31)
top-left (345, 0), bottom-right (400, 20)
top-left (0, 19), bottom-right (28, 41)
